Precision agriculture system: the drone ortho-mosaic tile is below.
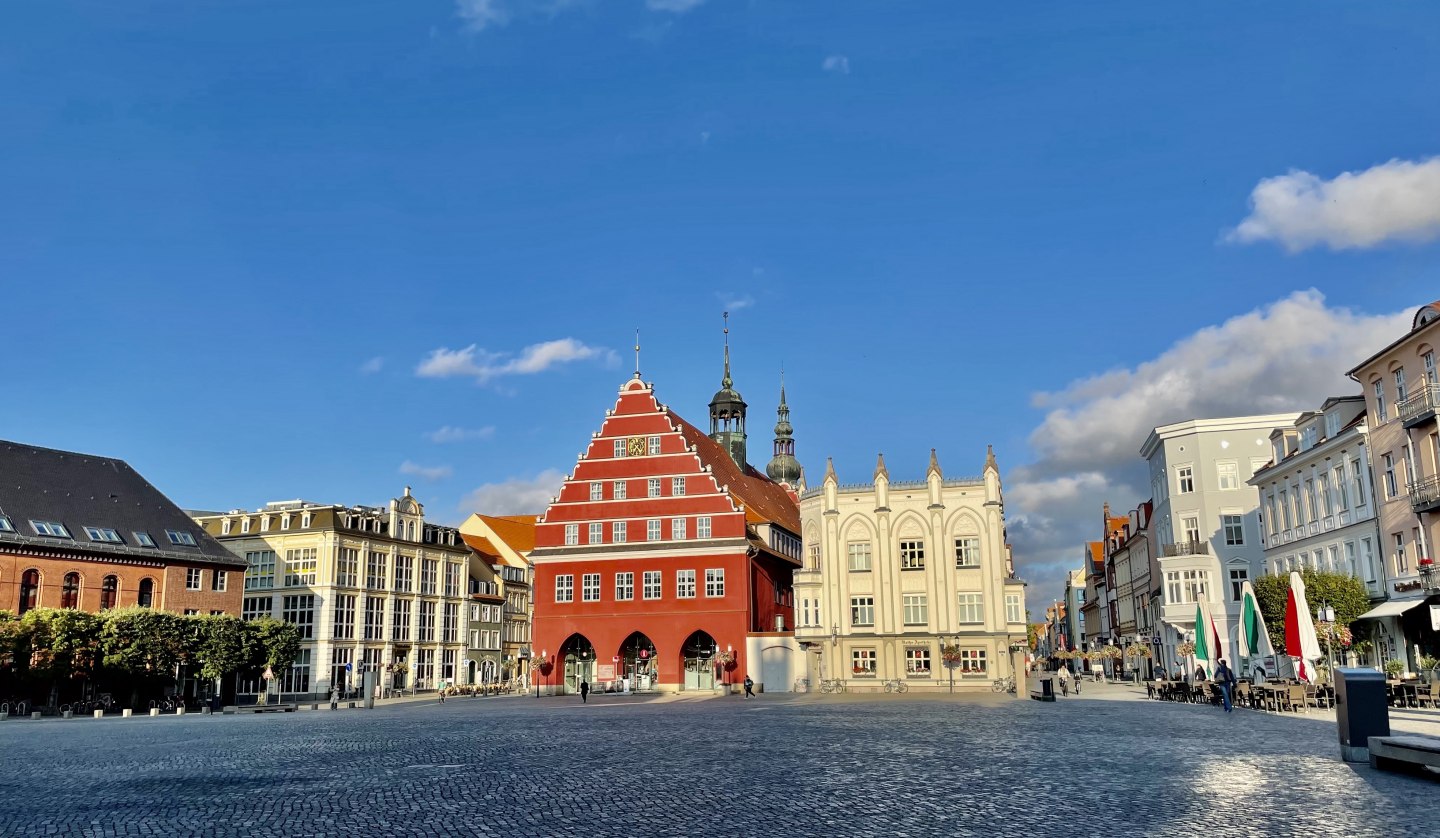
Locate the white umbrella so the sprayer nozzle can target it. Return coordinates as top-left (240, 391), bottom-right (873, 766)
top-left (1284, 571), bottom-right (1322, 682)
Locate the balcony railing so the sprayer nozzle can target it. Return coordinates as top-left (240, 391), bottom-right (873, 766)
top-left (1420, 562), bottom-right (1438, 592)
top-left (1398, 384), bottom-right (1440, 428)
top-left (1160, 540), bottom-right (1210, 558)
top-left (1408, 475), bottom-right (1440, 514)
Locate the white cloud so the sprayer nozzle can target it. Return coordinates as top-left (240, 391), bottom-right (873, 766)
top-left (359, 357), bottom-right (384, 375)
top-left (425, 425), bottom-right (497, 443)
top-left (416, 338), bottom-right (611, 383)
top-left (399, 460), bottom-right (454, 481)
top-left (456, 0), bottom-right (510, 32)
top-left (457, 468), bottom-right (566, 516)
top-left (647, 0), bottom-right (706, 12)
top-left (1009, 290), bottom-right (1411, 605)
top-left (822, 55), bottom-right (850, 75)
top-left (1228, 156), bottom-right (1440, 251)
top-left (717, 293), bottom-right (754, 311)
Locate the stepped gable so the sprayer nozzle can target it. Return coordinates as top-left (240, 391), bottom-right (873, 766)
top-left (670, 413), bottom-right (800, 534)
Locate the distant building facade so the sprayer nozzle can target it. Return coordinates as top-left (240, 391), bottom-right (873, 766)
top-left (793, 449), bottom-right (1027, 691)
top-left (459, 514), bottom-right (537, 689)
top-left (1, 440), bottom-right (243, 618)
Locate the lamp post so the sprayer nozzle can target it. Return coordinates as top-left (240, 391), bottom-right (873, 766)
top-left (1318, 603), bottom-right (1336, 683)
top-left (578, 650), bottom-right (588, 695)
top-left (725, 644), bottom-right (732, 693)
top-left (535, 649), bottom-right (546, 699)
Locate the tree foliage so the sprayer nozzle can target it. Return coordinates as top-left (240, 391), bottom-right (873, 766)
top-left (194, 615), bottom-right (261, 682)
top-left (19, 608), bottom-right (103, 683)
top-left (1252, 570), bottom-right (1371, 648)
top-left (251, 616), bottom-right (301, 671)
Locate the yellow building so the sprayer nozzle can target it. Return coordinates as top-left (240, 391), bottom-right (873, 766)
top-left (460, 513), bottom-right (537, 690)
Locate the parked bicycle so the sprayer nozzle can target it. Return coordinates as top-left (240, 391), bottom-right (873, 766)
top-left (991, 675), bottom-right (1016, 693)
top-left (883, 679), bottom-right (909, 694)
top-left (818, 679), bottom-right (846, 694)
top-left (1, 700), bottom-right (31, 717)
top-left (149, 696), bottom-right (178, 712)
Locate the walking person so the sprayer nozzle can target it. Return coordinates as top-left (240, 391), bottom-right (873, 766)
top-left (1056, 666), bottom-right (1071, 697)
top-left (1215, 658), bottom-right (1237, 713)
top-left (329, 687), bottom-right (340, 711)
top-left (743, 675), bottom-right (755, 699)
top-left (580, 679), bottom-right (590, 704)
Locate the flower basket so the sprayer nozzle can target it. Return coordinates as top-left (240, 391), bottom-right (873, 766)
top-left (1124, 645), bottom-right (1152, 659)
top-left (391, 662), bottom-right (409, 676)
top-left (1176, 641), bottom-right (1196, 657)
top-left (714, 651), bottom-right (735, 667)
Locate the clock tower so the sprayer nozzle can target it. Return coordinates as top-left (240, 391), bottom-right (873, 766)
top-left (709, 313), bottom-right (748, 468)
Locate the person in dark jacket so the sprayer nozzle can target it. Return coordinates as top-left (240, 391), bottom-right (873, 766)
top-left (580, 679), bottom-right (590, 704)
top-left (1214, 659), bottom-right (1237, 713)
top-left (743, 676), bottom-right (755, 699)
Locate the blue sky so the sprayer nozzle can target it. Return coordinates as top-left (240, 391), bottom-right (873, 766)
top-left (3, 2), bottom-right (1438, 605)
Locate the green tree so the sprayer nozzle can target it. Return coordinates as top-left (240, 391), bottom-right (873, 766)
top-left (100, 607), bottom-right (188, 677)
top-left (19, 608), bottom-right (103, 684)
top-left (250, 616), bottom-right (301, 671)
top-left (1027, 622), bottom-right (1044, 651)
top-left (193, 615), bottom-right (260, 682)
top-left (1252, 569), bottom-right (1371, 649)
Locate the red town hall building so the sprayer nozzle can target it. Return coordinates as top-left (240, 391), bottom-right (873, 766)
top-left (530, 351), bottom-right (805, 694)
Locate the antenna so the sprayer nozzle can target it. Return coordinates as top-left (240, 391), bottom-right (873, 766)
top-left (634, 328), bottom-right (641, 378)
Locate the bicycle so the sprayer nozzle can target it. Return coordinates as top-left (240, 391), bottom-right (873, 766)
top-left (2, 700), bottom-right (30, 717)
top-left (991, 675), bottom-right (1015, 693)
top-left (883, 679), bottom-right (909, 694)
top-left (818, 679), bottom-right (846, 694)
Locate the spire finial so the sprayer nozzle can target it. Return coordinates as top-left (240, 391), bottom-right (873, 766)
top-left (874, 452), bottom-right (889, 480)
top-left (634, 328), bottom-right (641, 378)
top-left (825, 457), bottom-right (837, 483)
top-left (928, 448), bottom-right (941, 478)
top-left (985, 444), bottom-right (998, 472)
top-left (721, 311), bottom-right (732, 388)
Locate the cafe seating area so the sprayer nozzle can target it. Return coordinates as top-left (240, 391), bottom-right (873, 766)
top-left (1149, 675), bottom-right (1440, 713)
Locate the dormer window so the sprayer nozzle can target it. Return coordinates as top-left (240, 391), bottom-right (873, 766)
top-left (83, 527), bottom-right (124, 544)
top-left (134, 531), bottom-right (156, 547)
top-left (221, 518), bottom-right (232, 535)
top-left (0, 516), bottom-right (13, 533)
top-left (241, 517), bottom-right (251, 534)
top-left (166, 529), bottom-right (198, 546)
top-left (281, 514), bottom-right (291, 531)
top-left (301, 512), bottom-right (312, 528)
top-left (261, 515), bottom-right (271, 532)
top-left (30, 520), bottom-right (71, 538)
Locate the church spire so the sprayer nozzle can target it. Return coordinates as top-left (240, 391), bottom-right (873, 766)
top-left (708, 311), bottom-right (748, 468)
top-left (766, 368), bottom-right (801, 486)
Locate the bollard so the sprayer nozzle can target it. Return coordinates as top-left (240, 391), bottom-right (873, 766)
top-left (31, 711), bottom-right (41, 720)
top-left (94, 709), bottom-right (104, 719)
top-left (201, 707), bottom-right (212, 716)
top-left (149, 708), bottom-right (159, 717)
top-left (348, 701), bottom-right (356, 709)
top-left (122, 709), bottom-right (133, 718)
top-left (310, 703), bottom-right (319, 711)
top-left (63, 710), bottom-right (73, 719)
top-left (176, 707), bottom-right (185, 716)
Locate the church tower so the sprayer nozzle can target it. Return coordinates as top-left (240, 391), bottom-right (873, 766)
top-left (709, 313), bottom-right (748, 468)
top-left (765, 373), bottom-right (801, 487)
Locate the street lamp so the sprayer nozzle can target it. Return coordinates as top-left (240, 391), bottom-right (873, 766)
top-left (535, 649), bottom-right (546, 699)
top-left (724, 644), bottom-right (732, 692)
top-left (1318, 603), bottom-right (1336, 683)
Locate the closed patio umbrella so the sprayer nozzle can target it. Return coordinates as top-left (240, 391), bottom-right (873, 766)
top-left (1284, 571), bottom-right (1322, 682)
top-left (1238, 580), bottom-right (1275, 673)
top-left (1193, 598), bottom-right (1222, 680)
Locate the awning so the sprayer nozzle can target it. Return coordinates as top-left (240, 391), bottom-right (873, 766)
top-left (1355, 599), bottom-right (1427, 620)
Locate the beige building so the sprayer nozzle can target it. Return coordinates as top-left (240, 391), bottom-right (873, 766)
top-left (1347, 300), bottom-right (1440, 669)
top-left (794, 448), bottom-right (1027, 691)
top-left (459, 513), bottom-right (537, 689)
top-left (195, 488), bottom-right (484, 699)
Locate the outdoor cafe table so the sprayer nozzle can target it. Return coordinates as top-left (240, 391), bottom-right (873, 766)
top-left (1388, 680), bottom-right (1421, 708)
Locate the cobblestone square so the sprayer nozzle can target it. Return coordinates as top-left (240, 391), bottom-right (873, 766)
top-left (1, 685), bottom-right (1436, 837)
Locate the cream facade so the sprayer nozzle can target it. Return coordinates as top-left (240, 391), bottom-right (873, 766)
top-left (1248, 397), bottom-right (1384, 599)
top-left (196, 488), bottom-right (479, 699)
top-left (458, 513), bottom-right (537, 690)
top-left (1347, 300), bottom-right (1440, 670)
top-left (794, 449), bottom-right (1027, 691)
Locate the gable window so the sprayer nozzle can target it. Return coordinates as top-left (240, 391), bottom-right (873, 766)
top-left (18, 569), bottom-right (40, 614)
top-left (899, 540), bottom-right (925, 570)
top-left (697, 517), bottom-right (712, 538)
top-left (954, 537), bottom-right (980, 568)
top-left (100, 575), bottom-right (118, 610)
top-left (1222, 514), bottom-right (1244, 546)
top-left (850, 596), bottom-right (875, 627)
top-left (672, 477), bottom-right (686, 496)
top-left (1176, 466), bottom-right (1194, 494)
top-left (671, 518), bottom-right (686, 540)
top-left (648, 436), bottom-right (661, 455)
top-left (1425, 351), bottom-right (1437, 385)
top-left (589, 522), bottom-right (603, 544)
top-left (60, 572), bottom-right (81, 609)
top-left (187, 568), bottom-right (203, 590)
top-left (281, 514), bottom-right (291, 531)
top-left (83, 526), bottom-right (123, 543)
top-left (137, 578), bottom-right (154, 608)
top-left (642, 570), bottom-right (662, 599)
top-left (590, 482), bottom-right (604, 501)
top-left (582, 573), bottom-right (601, 602)
top-left (1216, 462), bottom-right (1239, 491)
top-left (555, 574), bottom-right (574, 603)
top-left (166, 530), bottom-right (197, 546)
top-left (221, 518), bottom-right (232, 535)
top-left (564, 524), bottom-right (579, 545)
top-left (705, 568), bottom-right (725, 597)
top-left (647, 478), bottom-right (661, 498)
top-left (30, 520), bottom-right (70, 538)
top-left (240, 517), bottom-right (251, 533)
top-left (848, 541), bottom-right (872, 572)
top-left (676, 569), bottom-right (696, 598)
top-left (613, 521), bottom-right (627, 543)
top-left (613, 439), bottom-right (625, 458)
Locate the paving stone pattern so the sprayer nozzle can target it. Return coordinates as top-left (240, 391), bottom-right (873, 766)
top-left (0, 687), bottom-right (1435, 837)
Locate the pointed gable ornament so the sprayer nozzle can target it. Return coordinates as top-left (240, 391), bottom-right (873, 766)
top-left (927, 448), bottom-right (942, 478)
top-left (874, 453), bottom-right (889, 481)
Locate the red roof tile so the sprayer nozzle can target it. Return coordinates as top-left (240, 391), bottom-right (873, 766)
top-left (670, 413), bottom-right (801, 534)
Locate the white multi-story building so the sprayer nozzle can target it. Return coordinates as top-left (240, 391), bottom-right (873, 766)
top-left (1141, 415), bottom-right (1299, 673)
top-left (1248, 396), bottom-right (1384, 599)
top-left (196, 488), bottom-right (481, 699)
top-left (794, 449), bottom-right (1027, 691)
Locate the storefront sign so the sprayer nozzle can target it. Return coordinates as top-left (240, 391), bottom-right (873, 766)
top-left (597, 664), bottom-right (615, 680)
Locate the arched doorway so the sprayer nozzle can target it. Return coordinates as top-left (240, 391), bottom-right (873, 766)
top-left (681, 630), bottom-right (717, 691)
top-left (619, 631), bottom-right (658, 692)
top-left (559, 633), bottom-right (595, 695)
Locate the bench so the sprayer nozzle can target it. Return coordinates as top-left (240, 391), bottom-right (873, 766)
top-left (223, 703), bottom-right (298, 715)
top-left (1368, 735), bottom-right (1440, 776)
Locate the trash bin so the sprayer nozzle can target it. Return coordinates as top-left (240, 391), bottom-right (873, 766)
top-left (1335, 667), bottom-right (1390, 763)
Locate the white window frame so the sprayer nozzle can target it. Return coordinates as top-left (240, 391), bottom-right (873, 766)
top-left (672, 477), bottom-right (686, 496)
top-left (676, 569), bottom-right (696, 599)
top-left (647, 519), bottom-right (662, 541)
top-left (1221, 513), bottom-right (1244, 546)
top-left (616, 572), bottom-right (634, 601)
top-left (671, 518), bottom-right (686, 540)
top-left (899, 539), bottom-right (925, 570)
top-left (555, 574), bottom-right (574, 603)
top-left (1176, 465), bottom-right (1195, 494)
top-left (1216, 461), bottom-right (1239, 491)
top-left (613, 439), bottom-right (625, 458)
top-left (848, 541), bottom-right (872, 572)
top-left (590, 482), bottom-right (604, 501)
top-left (589, 522), bottom-right (603, 544)
top-left (705, 568), bottom-right (725, 597)
top-left (642, 570), bottom-right (662, 600)
top-left (613, 521), bottom-right (627, 543)
top-left (648, 436), bottom-right (661, 455)
top-left (902, 594), bottom-right (928, 626)
top-left (581, 573), bottom-right (601, 602)
top-left (564, 524), bottom-right (579, 546)
top-left (647, 478), bottom-right (661, 498)
top-left (850, 596), bottom-right (875, 627)
top-left (697, 517), bottom-right (712, 538)
top-left (954, 537), bottom-right (980, 568)
top-left (957, 593), bottom-right (984, 624)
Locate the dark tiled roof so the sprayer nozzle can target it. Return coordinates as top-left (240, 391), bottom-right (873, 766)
top-left (0, 440), bottom-right (244, 567)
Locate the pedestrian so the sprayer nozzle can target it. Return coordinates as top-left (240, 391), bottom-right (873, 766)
top-left (743, 675), bottom-right (755, 699)
top-left (580, 679), bottom-right (590, 704)
top-left (1056, 666), bottom-right (1071, 696)
top-left (329, 687), bottom-right (340, 711)
top-left (438, 681), bottom-right (446, 704)
top-left (1215, 658), bottom-right (1237, 713)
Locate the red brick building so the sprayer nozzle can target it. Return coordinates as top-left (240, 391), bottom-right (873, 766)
top-left (0, 440), bottom-right (244, 617)
top-left (530, 363), bottom-right (804, 694)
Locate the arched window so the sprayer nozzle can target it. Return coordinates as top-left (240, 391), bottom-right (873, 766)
top-left (18, 569), bottom-right (40, 614)
top-left (60, 572), bottom-right (81, 609)
top-left (100, 575), bottom-right (119, 610)
top-left (137, 577), bottom-right (154, 608)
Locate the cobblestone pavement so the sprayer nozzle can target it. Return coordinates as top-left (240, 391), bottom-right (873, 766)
top-left (0, 685), bottom-right (1435, 838)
